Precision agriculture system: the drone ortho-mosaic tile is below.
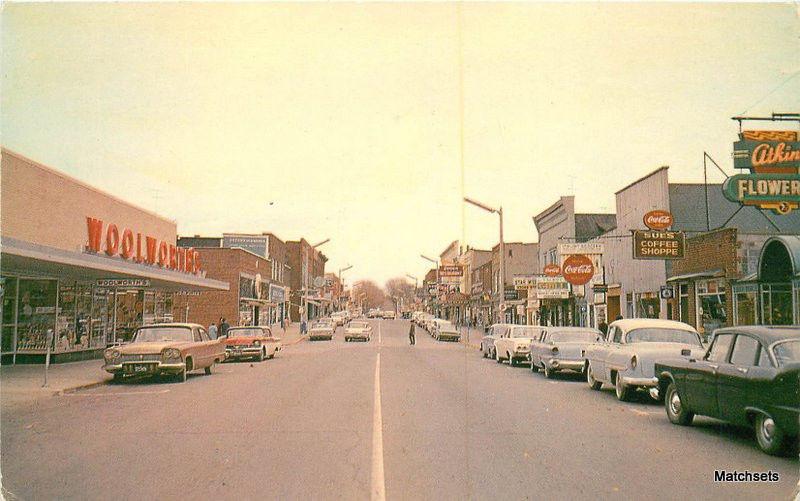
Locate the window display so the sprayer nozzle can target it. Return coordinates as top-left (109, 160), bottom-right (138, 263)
top-left (2, 277), bottom-right (18, 353)
top-left (696, 280), bottom-right (727, 337)
top-left (16, 279), bottom-right (57, 352)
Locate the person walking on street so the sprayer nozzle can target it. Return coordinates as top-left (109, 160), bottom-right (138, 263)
top-left (408, 321), bottom-right (416, 345)
top-left (208, 323), bottom-right (218, 340)
top-left (219, 318), bottom-right (230, 337)
top-left (301, 319), bottom-right (307, 335)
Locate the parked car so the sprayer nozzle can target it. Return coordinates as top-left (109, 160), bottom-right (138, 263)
top-left (655, 326), bottom-right (800, 456)
top-left (494, 325), bottom-right (542, 366)
top-left (331, 312), bottom-right (347, 326)
top-left (584, 318), bottom-right (705, 401)
top-left (432, 319), bottom-right (460, 342)
top-left (224, 326), bottom-right (282, 362)
top-left (480, 323), bottom-right (511, 359)
top-left (383, 310), bottom-right (397, 320)
top-left (345, 320), bottom-right (373, 342)
top-left (103, 323), bottom-right (224, 383)
top-left (309, 319), bottom-right (335, 341)
top-left (530, 327), bottom-right (602, 378)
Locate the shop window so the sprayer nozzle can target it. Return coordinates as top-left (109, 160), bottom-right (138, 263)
top-left (16, 279), bottom-right (58, 352)
top-left (113, 290), bottom-right (144, 343)
top-left (636, 292), bottom-right (660, 319)
top-left (761, 284), bottom-right (793, 326)
top-left (1, 277), bottom-right (18, 353)
top-left (696, 280), bottom-right (727, 338)
top-left (734, 289), bottom-right (758, 326)
top-left (55, 282), bottom-right (95, 352)
top-left (678, 284), bottom-right (689, 323)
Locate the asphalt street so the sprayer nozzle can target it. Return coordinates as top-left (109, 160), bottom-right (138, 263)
top-left (1, 319), bottom-right (797, 500)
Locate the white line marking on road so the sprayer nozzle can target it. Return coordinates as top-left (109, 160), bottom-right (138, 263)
top-left (378, 322), bottom-right (382, 344)
top-left (64, 389), bottom-right (171, 397)
top-left (629, 408), bottom-right (653, 416)
top-left (371, 353), bottom-right (386, 501)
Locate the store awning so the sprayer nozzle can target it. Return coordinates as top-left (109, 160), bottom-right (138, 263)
top-left (667, 269), bottom-right (724, 283)
top-left (759, 236), bottom-right (800, 281)
top-left (1, 236), bottom-right (229, 291)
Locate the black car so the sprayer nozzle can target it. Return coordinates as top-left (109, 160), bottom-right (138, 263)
top-left (654, 326), bottom-right (800, 456)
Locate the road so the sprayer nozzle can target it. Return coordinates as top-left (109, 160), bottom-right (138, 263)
top-left (2, 319), bottom-right (796, 500)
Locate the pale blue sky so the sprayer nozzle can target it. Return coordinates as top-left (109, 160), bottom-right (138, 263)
top-left (3, 2), bottom-right (799, 285)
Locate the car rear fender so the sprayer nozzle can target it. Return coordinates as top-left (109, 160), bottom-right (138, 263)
top-left (657, 371), bottom-right (676, 396)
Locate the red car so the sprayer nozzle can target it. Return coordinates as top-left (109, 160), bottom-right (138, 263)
top-left (224, 326), bottom-right (282, 362)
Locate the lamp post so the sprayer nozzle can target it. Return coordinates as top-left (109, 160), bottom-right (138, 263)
top-left (464, 196), bottom-right (505, 322)
top-left (338, 265), bottom-right (353, 311)
top-left (303, 238), bottom-right (330, 325)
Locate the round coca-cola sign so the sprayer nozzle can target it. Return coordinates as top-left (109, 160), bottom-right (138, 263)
top-left (562, 254), bottom-right (594, 286)
top-left (543, 263), bottom-right (561, 277)
top-left (643, 210), bottom-right (674, 231)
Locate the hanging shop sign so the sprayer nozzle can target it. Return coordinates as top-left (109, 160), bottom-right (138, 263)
top-left (535, 276), bottom-right (570, 299)
top-left (632, 230), bottom-right (686, 260)
top-left (562, 254), bottom-right (595, 286)
top-left (643, 210), bottom-right (674, 231)
top-left (660, 286), bottom-right (674, 300)
top-left (439, 265), bottom-right (464, 277)
top-left (513, 275), bottom-right (537, 290)
top-left (558, 243), bottom-right (604, 255)
top-left (592, 283), bottom-right (609, 293)
top-left (96, 278), bottom-right (151, 288)
top-left (725, 130), bottom-right (800, 214)
top-left (86, 217), bottom-right (202, 275)
top-left (504, 288), bottom-right (519, 301)
top-left (269, 284), bottom-right (286, 303)
top-left (543, 263), bottom-right (561, 277)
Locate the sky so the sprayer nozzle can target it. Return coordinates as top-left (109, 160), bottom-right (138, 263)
top-left (2, 2), bottom-right (799, 287)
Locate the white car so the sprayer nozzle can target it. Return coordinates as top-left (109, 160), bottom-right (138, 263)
top-left (493, 325), bottom-right (543, 366)
top-left (481, 323), bottom-right (511, 359)
top-left (584, 318), bottom-right (705, 401)
top-left (344, 320), bottom-right (372, 342)
top-left (432, 319), bottom-right (460, 341)
top-left (331, 312), bottom-right (347, 327)
top-left (529, 327), bottom-right (602, 378)
top-left (382, 310), bottom-right (397, 320)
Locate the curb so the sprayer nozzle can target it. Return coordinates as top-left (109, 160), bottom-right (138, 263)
top-left (284, 336), bottom-right (307, 347)
top-left (53, 379), bottom-right (110, 396)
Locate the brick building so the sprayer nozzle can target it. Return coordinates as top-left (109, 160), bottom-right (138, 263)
top-left (286, 239), bottom-right (328, 321)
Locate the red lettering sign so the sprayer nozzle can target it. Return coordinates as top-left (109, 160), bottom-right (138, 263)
top-left (83, 217), bottom-right (202, 275)
top-left (543, 263), bottom-right (561, 277)
top-left (643, 210), bottom-right (674, 231)
top-left (562, 254), bottom-right (594, 286)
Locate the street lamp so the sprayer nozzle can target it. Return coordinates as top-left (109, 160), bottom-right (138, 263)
top-left (421, 254), bottom-right (440, 316)
top-left (338, 265), bottom-right (353, 311)
top-left (464, 196), bottom-right (505, 322)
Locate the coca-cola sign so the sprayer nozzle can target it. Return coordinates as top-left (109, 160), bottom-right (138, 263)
top-left (643, 210), bottom-right (674, 231)
top-left (543, 263), bottom-right (561, 277)
top-left (561, 254), bottom-right (594, 286)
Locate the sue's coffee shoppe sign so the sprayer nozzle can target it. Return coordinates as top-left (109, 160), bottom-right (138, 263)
top-left (725, 130), bottom-right (800, 214)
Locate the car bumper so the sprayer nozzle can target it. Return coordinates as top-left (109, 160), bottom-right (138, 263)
top-left (438, 334), bottom-right (461, 341)
top-left (225, 347), bottom-right (263, 359)
top-left (621, 376), bottom-right (659, 387)
top-left (546, 359), bottom-right (584, 371)
top-left (104, 361), bottom-right (186, 376)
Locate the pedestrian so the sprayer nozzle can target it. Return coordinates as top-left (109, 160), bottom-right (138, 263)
top-left (220, 317), bottom-right (230, 337)
top-left (280, 316), bottom-right (286, 333)
top-left (208, 322), bottom-right (218, 340)
top-left (615, 314), bottom-right (623, 321)
top-left (598, 321), bottom-right (608, 336)
top-left (408, 321), bottom-right (416, 345)
top-left (300, 319), bottom-right (307, 335)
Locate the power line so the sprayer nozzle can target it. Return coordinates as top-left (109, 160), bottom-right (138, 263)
top-left (738, 70), bottom-right (800, 115)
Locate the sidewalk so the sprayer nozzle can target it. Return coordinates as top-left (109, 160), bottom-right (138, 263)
top-left (458, 326), bottom-right (484, 350)
top-left (1, 359), bottom-right (111, 401)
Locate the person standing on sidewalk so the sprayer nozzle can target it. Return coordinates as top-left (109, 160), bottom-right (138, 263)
top-left (208, 323), bottom-right (218, 340)
top-left (219, 318), bottom-right (230, 337)
top-left (408, 321), bottom-right (416, 345)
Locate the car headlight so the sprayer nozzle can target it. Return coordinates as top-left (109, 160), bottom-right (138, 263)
top-left (253, 340), bottom-right (261, 346)
top-left (162, 348), bottom-right (181, 360)
top-left (551, 346), bottom-right (559, 354)
top-left (631, 355), bottom-right (638, 370)
top-left (104, 349), bottom-right (120, 360)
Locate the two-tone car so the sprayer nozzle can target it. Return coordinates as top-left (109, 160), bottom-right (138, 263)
top-left (432, 319), bottom-right (460, 342)
top-left (529, 327), bottom-right (602, 378)
top-left (480, 323), bottom-right (511, 359)
top-left (331, 312), bottom-right (348, 327)
top-left (224, 326), bottom-right (282, 362)
top-left (584, 318), bottom-right (705, 401)
top-left (344, 320), bottom-right (372, 342)
top-left (494, 325), bottom-right (542, 366)
top-left (103, 323), bottom-right (225, 383)
top-left (309, 319), bottom-right (335, 341)
top-left (655, 326), bottom-right (800, 456)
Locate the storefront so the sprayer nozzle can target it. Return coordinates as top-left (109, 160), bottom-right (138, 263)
top-left (733, 236), bottom-right (800, 326)
top-left (1, 150), bottom-right (228, 363)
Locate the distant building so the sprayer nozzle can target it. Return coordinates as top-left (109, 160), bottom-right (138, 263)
top-left (286, 239), bottom-right (328, 321)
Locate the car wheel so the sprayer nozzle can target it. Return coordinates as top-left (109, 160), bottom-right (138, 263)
top-left (112, 373), bottom-right (124, 382)
top-left (614, 374), bottom-right (631, 401)
top-left (530, 359), bottom-right (539, 373)
top-left (257, 349), bottom-right (265, 362)
top-left (586, 363), bottom-right (602, 390)
top-left (175, 369), bottom-right (187, 383)
top-left (495, 350), bottom-right (503, 363)
top-left (204, 364), bottom-right (213, 375)
top-left (544, 364), bottom-right (555, 379)
top-left (508, 353), bottom-right (516, 367)
top-left (665, 382), bottom-right (694, 426)
top-left (755, 413), bottom-right (788, 456)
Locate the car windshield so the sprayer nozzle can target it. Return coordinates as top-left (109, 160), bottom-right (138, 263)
top-left (549, 330), bottom-right (599, 343)
top-left (133, 327), bottom-right (193, 343)
top-left (511, 327), bottom-right (537, 338)
top-left (626, 328), bottom-right (701, 346)
top-left (227, 328), bottom-right (266, 337)
top-left (312, 321), bottom-right (331, 328)
top-left (439, 322), bottom-right (456, 331)
top-left (773, 340), bottom-right (800, 366)
top-left (350, 322), bottom-right (369, 329)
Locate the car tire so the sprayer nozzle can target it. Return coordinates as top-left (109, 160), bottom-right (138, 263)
top-left (175, 369), bottom-right (187, 383)
top-left (586, 363), bottom-right (602, 391)
top-left (112, 373), bottom-right (124, 382)
top-left (508, 353), bottom-right (516, 367)
top-left (614, 374), bottom-right (631, 401)
top-left (755, 413), bottom-right (788, 456)
top-left (544, 364), bottom-right (556, 379)
top-left (495, 350), bottom-right (503, 364)
top-left (257, 349), bottom-right (265, 362)
top-left (204, 364), bottom-right (213, 375)
top-left (530, 359), bottom-right (539, 373)
top-left (665, 382), bottom-right (694, 426)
